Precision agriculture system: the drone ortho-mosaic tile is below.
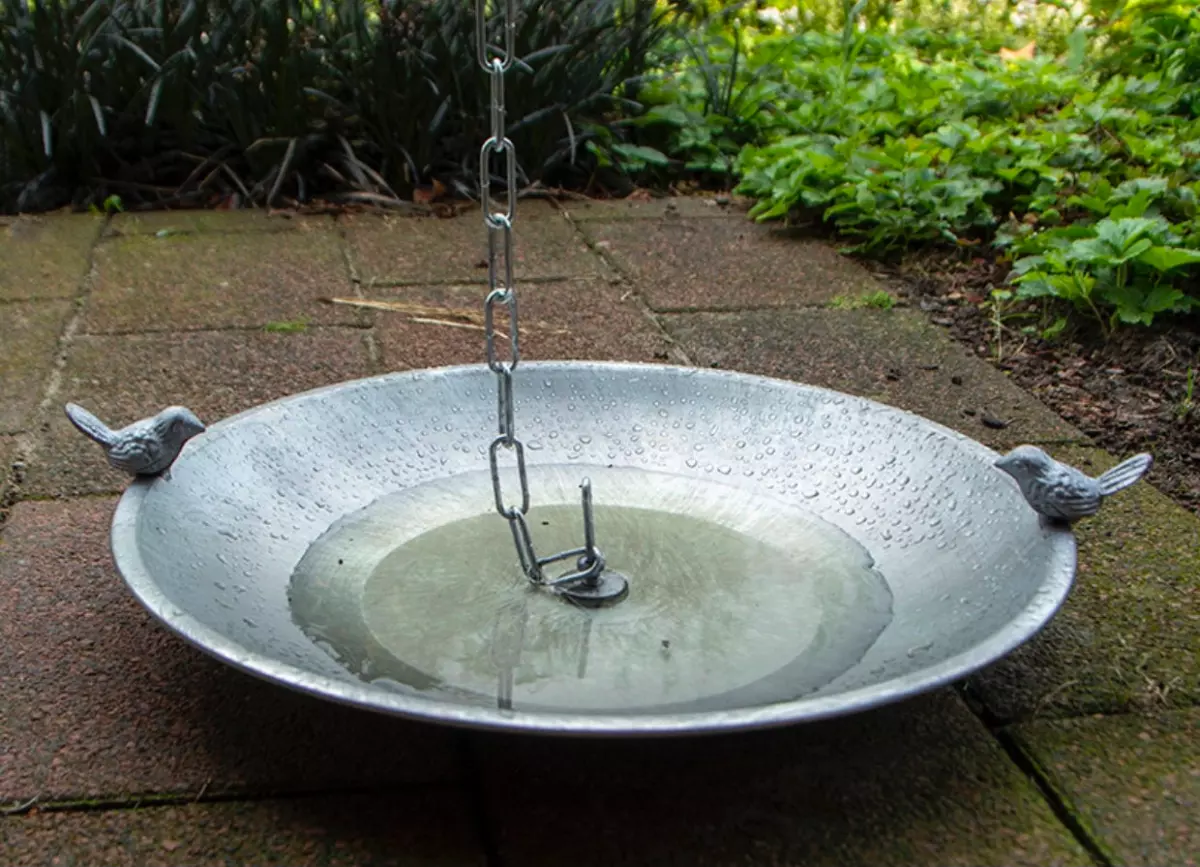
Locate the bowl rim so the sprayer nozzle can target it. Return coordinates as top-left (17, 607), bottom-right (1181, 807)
top-left (110, 361), bottom-right (1076, 736)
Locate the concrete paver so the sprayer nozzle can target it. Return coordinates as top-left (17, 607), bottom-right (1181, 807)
top-left (371, 280), bottom-right (674, 370)
top-left (0, 498), bottom-right (461, 803)
top-left (24, 328), bottom-right (376, 497)
top-left (969, 445), bottom-right (1200, 720)
top-left (0, 300), bottom-right (71, 434)
top-left (0, 434), bottom-right (15, 506)
top-left (471, 691), bottom-right (1089, 867)
top-left (0, 213), bottom-right (102, 301)
top-left (561, 195), bottom-right (751, 221)
top-left (580, 219), bottom-right (873, 310)
top-left (0, 789), bottom-right (485, 867)
top-left (664, 307), bottom-right (1084, 448)
top-left (84, 227), bottom-right (360, 333)
top-left (1011, 708), bottom-right (1199, 867)
top-left (5, 203), bottom-right (1198, 864)
top-left (343, 202), bottom-right (611, 286)
top-left (107, 210), bottom-right (327, 237)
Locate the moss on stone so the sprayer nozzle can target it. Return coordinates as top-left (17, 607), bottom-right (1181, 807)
top-left (0, 214), bottom-right (102, 301)
top-left (970, 445), bottom-right (1200, 720)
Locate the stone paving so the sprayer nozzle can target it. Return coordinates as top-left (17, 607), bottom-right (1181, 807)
top-left (1, 199), bottom-right (1196, 866)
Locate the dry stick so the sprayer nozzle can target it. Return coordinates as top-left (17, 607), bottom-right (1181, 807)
top-left (1, 796), bottom-right (38, 816)
top-left (321, 297), bottom-right (569, 334)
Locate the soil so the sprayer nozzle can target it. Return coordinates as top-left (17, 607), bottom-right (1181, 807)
top-left (876, 249), bottom-right (1200, 518)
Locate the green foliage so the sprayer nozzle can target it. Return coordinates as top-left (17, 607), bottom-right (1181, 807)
top-left (1179, 364), bottom-right (1196, 419)
top-left (661, 1), bottom-right (1200, 328)
top-left (263, 318), bottom-right (310, 333)
top-left (828, 288), bottom-right (896, 309)
top-left (0, 0), bottom-right (671, 212)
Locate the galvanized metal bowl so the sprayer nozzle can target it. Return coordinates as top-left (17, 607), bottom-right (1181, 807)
top-left (111, 362), bottom-right (1074, 735)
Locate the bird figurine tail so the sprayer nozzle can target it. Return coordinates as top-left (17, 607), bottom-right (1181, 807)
top-left (64, 402), bottom-right (117, 448)
top-left (1095, 453), bottom-right (1154, 496)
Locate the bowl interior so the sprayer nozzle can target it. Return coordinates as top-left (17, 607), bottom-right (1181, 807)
top-left (113, 362), bottom-right (1074, 733)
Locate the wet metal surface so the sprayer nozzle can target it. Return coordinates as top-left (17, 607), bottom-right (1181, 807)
top-left (110, 362), bottom-right (1075, 735)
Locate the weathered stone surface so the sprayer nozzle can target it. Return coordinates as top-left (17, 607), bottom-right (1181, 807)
top-left (371, 281), bottom-right (674, 371)
top-left (24, 329), bottom-right (375, 497)
top-left (0, 435), bottom-right (15, 506)
top-left (107, 209), bottom-right (327, 237)
top-left (0, 790), bottom-right (485, 867)
top-left (0, 301), bottom-right (71, 434)
top-left (969, 445), bottom-right (1200, 720)
top-left (664, 308), bottom-right (1084, 448)
top-left (471, 691), bottom-right (1088, 867)
top-left (1011, 709), bottom-right (1199, 867)
top-left (343, 202), bottom-right (611, 285)
top-left (579, 219), bottom-right (874, 310)
top-left (561, 195), bottom-right (751, 221)
top-left (0, 499), bottom-right (460, 803)
top-left (0, 213), bottom-right (102, 301)
top-left (84, 227), bottom-right (360, 333)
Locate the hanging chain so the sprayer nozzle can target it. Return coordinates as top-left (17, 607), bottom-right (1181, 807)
top-left (476, 0), bottom-right (605, 590)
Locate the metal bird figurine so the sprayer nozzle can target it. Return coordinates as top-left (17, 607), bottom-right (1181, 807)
top-left (64, 403), bottom-right (205, 477)
top-left (994, 445), bottom-right (1153, 523)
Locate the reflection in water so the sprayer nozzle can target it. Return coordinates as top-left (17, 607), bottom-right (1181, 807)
top-left (289, 465), bottom-right (893, 715)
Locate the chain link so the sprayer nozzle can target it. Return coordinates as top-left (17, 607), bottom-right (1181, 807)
top-left (476, 0), bottom-right (605, 590)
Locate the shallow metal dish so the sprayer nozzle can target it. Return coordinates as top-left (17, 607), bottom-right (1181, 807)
top-left (110, 362), bottom-right (1074, 735)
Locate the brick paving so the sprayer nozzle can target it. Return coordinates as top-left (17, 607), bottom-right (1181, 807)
top-left (0, 198), bottom-right (1195, 865)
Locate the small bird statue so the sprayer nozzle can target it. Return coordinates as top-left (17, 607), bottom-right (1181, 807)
top-left (994, 445), bottom-right (1153, 523)
top-left (64, 403), bottom-right (205, 477)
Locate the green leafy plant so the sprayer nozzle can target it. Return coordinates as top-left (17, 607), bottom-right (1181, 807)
top-left (0, 0), bottom-right (673, 212)
top-left (712, 6), bottom-right (1200, 327)
top-left (263, 318), bottom-right (309, 334)
top-left (1178, 365), bottom-right (1196, 420)
top-left (1009, 214), bottom-right (1200, 329)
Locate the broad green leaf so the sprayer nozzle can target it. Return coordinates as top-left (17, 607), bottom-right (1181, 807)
top-left (1137, 245), bottom-right (1200, 271)
top-left (612, 144), bottom-right (670, 167)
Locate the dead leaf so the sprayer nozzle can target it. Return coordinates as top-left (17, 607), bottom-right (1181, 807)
top-left (413, 178), bottom-right (447, 204)
top-left (998, 41), bottom-right (1036, 62)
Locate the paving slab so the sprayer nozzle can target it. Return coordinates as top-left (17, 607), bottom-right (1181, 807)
top-left (0, 498), bottom-right (460, 804)
top-left (0, 213), bottom-right (102, 301)
top-left (1011, 708), bottom-right (1199, 867)
top-left (0, 789), bottom-right (485, 867)
top-left (342, 202), bottom-right (611, 286)
top-left (471, 690), bottom-right (1089, 867)
top-left (0, 301), bottom-right (72, 434)
top-left (84, 227), bottom-right (360, 333)
top-left (107, 209), bottom-right (329, 237)
top-left (664, 308), bottom-right (1084, 448)
top-left (0, 434), bottom-right (15, 506)
top-left (24, 328), bottom-right (375, 498)
top-left (579, 219), bottom-right (873, 310)
top-left (371, 281), bottom-right (674, 371)
top-left (560, 195), bottom-right (752, 221)
top-left (969, 445), bottom-right (1200, 721)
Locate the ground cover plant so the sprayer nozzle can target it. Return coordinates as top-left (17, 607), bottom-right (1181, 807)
top-left (0, 0), bottom-right (669, 212)
top-left (624, 0), bottom-right (1200, 331)
top-left (617, 0), bottom-right (1199, 510)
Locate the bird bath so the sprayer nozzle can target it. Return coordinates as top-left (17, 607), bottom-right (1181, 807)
top-left (74, 0), bottom-right (1089, 735)
top-left (108, 361), bottom-right (1077, 735)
